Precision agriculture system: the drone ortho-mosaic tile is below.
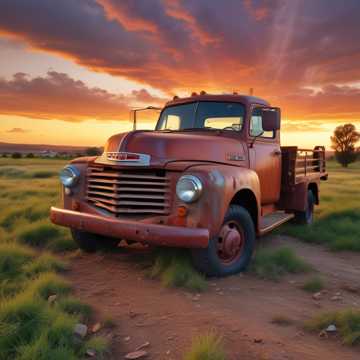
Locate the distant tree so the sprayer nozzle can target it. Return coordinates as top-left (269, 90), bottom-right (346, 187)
top-left (331, 123), bottom-right (360, 167)
top-left (85, 147), bottom-right (102, 156)
top-left (2, 153), bottom-right (8, 158)
top-left (12, 152), bottom-right (22, 159)
top-left (26, 153), bottom-right (35, 158)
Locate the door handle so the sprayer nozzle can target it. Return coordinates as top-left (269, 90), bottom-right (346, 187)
top-left (273, 150), bottom-right (282, 156)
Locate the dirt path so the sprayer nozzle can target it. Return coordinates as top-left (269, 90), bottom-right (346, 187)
top-left (67, 236), bottom-right (360, 360)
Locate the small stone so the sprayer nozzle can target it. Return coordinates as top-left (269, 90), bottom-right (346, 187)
top-left (136, 342), bottom-right (150, 351)
top-left (166, 350), bottom-right (171, 355)
top-left (125, 350), bottom-right (148, 359)
top-left (342, 285), bottom-right (359, 294)
top-left (47, 294), bottom-right (57, 304)
top-left (73, 323), bottom-right (88, 339)
top-left (330, 295), bottom-right (342, 301)
top-left (218, 291), bottom-right (224, 295)
top-left (124, 336), bottom-right (131, 342)
top-left (86, 349), bottom-right (96, 357)
top-left (312, 292), bottom-right (322, 300)
top-left (326, 324), bottom-right (337, 333)
top-left (254, 338), bottom-right (263, 344)
top-left (129, 311), bottom-right (138, 318)
top-left (92, 323), bottom-right (101, 333)
top-left (319, 330), bottom-right (328, 338)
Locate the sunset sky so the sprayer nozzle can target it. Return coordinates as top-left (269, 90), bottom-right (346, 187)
top-left (0, 0), bottom-right (359, 149)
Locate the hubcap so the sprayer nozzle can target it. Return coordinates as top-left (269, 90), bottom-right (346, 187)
top-left (217, 221), bottom-right (245, 264)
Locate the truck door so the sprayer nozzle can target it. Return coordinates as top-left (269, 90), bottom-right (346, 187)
top-left (248, 107), bottom-right (281, 205)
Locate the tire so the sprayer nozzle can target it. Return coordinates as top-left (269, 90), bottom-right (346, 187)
top-left (294, 190), bottom-right (315, 225)
top-left (191, 205), bottom-right (256, 277)
top-left (71, 229), bottom-right (119, 252)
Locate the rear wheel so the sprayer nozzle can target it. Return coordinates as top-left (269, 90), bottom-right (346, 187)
top-left (294, 190), bottom-right (315, 225)
top-left (71, 230), bottom-right (119, 252)
top-left (191, 205), bottom-right (255, 277)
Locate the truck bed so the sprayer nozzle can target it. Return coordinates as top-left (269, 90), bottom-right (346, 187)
top-left (281, 146), bottom-right (328, 187)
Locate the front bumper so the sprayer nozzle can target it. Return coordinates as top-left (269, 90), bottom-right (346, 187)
top-left (50, 207), bottom-right (209, 248)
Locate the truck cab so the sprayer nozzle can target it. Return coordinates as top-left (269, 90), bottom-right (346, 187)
top-left (51, 93), bottom-right (327, 276)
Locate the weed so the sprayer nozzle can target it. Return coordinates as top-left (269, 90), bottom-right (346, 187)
top-left (23, 253), bottom-right (67, 276)
top-left (27, 273), bottom-right (71, 300)
top-left (301, 276), bottom-right (325, 293)
top-left (57, 297), bottom-right (92, 321)
top-left (184, 332), bottom-right (226, 360)
top-left (17, 221), bottom-right (61, 248)
top-left (149, 249), bottom-right (207, 292)
top-left (251, 247), bottom-right (312, 280)
top-left (271, 315), bottom-right (294, 326)
top-left (83, 336), bottom-right (110, 359)
top-left (305, 309), bottom-right (360, 345)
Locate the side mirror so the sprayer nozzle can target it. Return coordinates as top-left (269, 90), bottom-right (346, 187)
top-left (261, 107), bottom-right (281, 131)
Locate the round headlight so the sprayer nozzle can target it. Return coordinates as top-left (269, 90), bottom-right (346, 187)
top-left (60, 166), bottom-right (80, 188)
top-left (176, 175), bottom-right (203, 203)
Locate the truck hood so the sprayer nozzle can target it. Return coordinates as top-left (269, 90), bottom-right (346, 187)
top-left (97, 130), bottom-right (247, 168)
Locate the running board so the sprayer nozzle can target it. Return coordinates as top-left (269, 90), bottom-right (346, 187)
top-left (259, 211), bottom-right (294, 236)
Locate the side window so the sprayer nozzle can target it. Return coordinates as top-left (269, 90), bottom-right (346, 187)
top-left (250, 108), bottom-right (274, 138)
top-left (160, 115), bottom-right (180, 130)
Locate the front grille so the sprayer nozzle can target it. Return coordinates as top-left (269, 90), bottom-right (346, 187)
top-left (86, 167), bottom-right (171, 216)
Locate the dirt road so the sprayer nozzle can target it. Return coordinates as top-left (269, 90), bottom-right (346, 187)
top-left (67, 235), bottom-right (360, 360)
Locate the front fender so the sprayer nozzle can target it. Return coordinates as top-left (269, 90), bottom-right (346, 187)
top-left (179, 164), bottom-right (261, 237)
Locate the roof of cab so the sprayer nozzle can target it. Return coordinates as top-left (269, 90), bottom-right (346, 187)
top-left (165, 94), bottom-right (270, 107)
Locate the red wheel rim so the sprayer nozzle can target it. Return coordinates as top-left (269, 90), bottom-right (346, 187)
top-left (217, 220), bottom-right (245, 265)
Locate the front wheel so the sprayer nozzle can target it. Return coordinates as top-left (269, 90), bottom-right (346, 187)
top-left (71, 230), bottom-right (119, 252)
top-left (191, 205), bottom-right (255, 277)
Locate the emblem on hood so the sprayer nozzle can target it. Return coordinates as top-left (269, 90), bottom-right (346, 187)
top-left (104, 152), bottom-right (151, 166)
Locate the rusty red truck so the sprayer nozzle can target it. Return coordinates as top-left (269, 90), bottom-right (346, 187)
top-left (50, 93), bottom-right (327, 276)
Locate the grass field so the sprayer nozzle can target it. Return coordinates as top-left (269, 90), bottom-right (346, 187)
top-left (280, 161), bottom-right (360, 251)
top-left (0, 158), bottom-right (110, 359)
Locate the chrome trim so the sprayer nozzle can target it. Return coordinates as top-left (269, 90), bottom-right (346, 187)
top-left (95, 152), bottom-right (151, 166)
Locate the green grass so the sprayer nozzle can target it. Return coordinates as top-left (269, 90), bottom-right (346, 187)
top-left (0, 159), bottom-right (108, 359)
top-left (148, 248), bottom-right (207, 292)
top-left (183, 332), bottom-right (226, 360)
top-left (251, 247), bottom-right (312, 280)
top-left (305, 309), bottom-right (360, 346)
top-left (280, 160), bottom-right (360, 251)
top-left (301, 276), bottom-right (325, 293)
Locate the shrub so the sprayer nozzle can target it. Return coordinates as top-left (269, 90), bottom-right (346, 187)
top-left (83, 337), bottom-right (110, 359)
top-left (251, 247), bottom-right (312, 280)
top-left (305, 309), bottom-right (360, 345)
top-left (184, 332), bottom-right (226, 360)
top-left (12, 152), bottom-right (22, 159)
top-left (301, 276), bottom-right (325, 293)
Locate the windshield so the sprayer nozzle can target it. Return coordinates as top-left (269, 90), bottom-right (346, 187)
top-left (156, 101), bottom-right (245, 131)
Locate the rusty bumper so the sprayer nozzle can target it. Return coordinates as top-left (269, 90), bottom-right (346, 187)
top-left (50, 207), bottom-right (209, 248)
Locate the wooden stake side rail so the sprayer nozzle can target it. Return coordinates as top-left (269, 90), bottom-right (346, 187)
top-left (281, 146), bottom-right (327, 186)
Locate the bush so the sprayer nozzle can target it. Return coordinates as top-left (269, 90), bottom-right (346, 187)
top-left (184, 332), bottom-right (226, 360)
top-left (12, 152), bottom-right (22, 159)
top-left (305, 309), bottom-right (360, 345)
top-left (301, 276), bottom-right (325, 293)
top-left (251, 247), bottom-right (312, 280)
